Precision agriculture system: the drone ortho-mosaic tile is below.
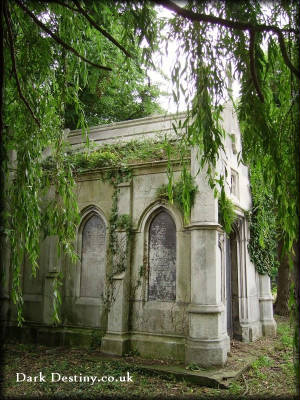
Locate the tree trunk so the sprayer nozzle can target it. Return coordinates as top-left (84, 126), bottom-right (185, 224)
top-left (274, 240), bottom-right (291, 316)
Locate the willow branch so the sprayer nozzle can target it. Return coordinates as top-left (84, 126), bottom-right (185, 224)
top-left (16, 0), bottom-right (112, 71)
top-left (154, 0), bottom-right (300, 79)
top-left (277, 32), bottom-right (299, 77)
top-left (249, 30), bottom-right (264, 102)
top-left (4, 6), bottom-right (41, 127)
top-left (72, 0), bottom-right (132, 58)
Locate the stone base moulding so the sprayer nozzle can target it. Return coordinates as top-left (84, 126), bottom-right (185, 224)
top-left (101, 332), bottom-right (186, 360)
top-left (185, 335), bottom-right (229, 367)
top-left (236, 321), bottom-right (263, 342)
top-left (261, 320), bottom-right (277, 337)
top-left (101, 332), bottom-right (130, 356)
top-left (259, 295), bottom-right (277, 337)
top-left (129, 332), bottom-right (185, 361)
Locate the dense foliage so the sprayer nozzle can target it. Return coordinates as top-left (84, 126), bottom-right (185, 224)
top-left (238, 41), bottom-right (299, 259)
top-left (63, 24), bottom-right (163, 128)
top-left (153, 2), bottom-right (298, 273)
top-left (247, 168), bottom-right (279, 277)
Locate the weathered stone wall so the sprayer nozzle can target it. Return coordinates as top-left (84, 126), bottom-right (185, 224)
top-left (63, 179), bottom-right (113, 329)
top-left (4, 110), bottom-right (276, 365)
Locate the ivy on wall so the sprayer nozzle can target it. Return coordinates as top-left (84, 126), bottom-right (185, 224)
top-left (247, 204), bottom-right (279, 276)
top-left (218, 188), bottom-right (237, 235)
top-left (42, 138), bottom-right (187, 317)
top-left (34, 136), bottom-right (279, 323)
top-left (156, 169), bottom-right (197, 223)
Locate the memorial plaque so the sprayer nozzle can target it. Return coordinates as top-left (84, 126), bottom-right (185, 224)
top-left (80, 214), bottom-right (106, 298)
top-left (148, 211), bottom-right (176, 301)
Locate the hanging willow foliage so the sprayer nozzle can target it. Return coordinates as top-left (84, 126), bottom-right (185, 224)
top-left (2, 1), bottom-right (161, 325)
top-left (157, 0), bottom-right (298, 272)
top-left (159, 1), bottom-right (298, 382)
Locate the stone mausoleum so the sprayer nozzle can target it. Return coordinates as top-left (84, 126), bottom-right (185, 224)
top-left (3, 104), bottom-right (276, 366)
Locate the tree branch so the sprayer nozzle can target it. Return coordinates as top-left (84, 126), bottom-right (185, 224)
top-left (277, 32), bottom-right (299, 77)
top-left (4, 5), bottom-right (41, 127)
top-left (72, 0), bottom-right (132, 58)
top-left (249, 30), bottom-right (264, 102)
top-left (15, 0), bottom-right (112, 71)
top-left (154, 0), bottom-right (300, 79)
top-left (47, 0), bottom-right (80, 13)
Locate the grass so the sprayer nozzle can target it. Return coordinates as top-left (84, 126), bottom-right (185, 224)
top-left (2, 315), bottom-right (297, 399)
top-left (227, 315), bottom-right (296, 397)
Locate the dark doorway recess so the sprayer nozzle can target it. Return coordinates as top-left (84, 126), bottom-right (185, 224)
top-left (226, 226), bottom-right (240, 339)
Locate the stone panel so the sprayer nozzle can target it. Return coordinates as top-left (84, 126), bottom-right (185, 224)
top-left (148, 211), bottom-right (176, 301)
top-left (80, 214), bottom-right (106, 298)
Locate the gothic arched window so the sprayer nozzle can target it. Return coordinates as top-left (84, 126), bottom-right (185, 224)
top-left (80, 214), bottom-right (106, 298)
top-left (148, 210), bottom-right (176, 301)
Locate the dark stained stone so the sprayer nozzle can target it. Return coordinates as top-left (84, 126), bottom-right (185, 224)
top-left (80, 214), bottom-right (106, 298)
top-left (148, 211), bottom-right (176, 301)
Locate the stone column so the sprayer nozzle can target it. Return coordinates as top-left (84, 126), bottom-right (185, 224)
top-left (101, 181), bottom-right (131, 355)
top-left (42, 236), bottom-right (62, 325)
top-left (185, 148), bottom-right (229, 366)
top-left (259, 274), bottom-right (277, 336)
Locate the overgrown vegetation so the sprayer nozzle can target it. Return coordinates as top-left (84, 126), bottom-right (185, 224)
top-left (48, 137), bottom-right (188, 313)
top-left (2, 1), bottom-right (163, 327)
top-left (156, 169), bottom-right (197, 223)
top-left (43, 138), bottom-right (185, 173)
top-left (9, 138), bottom-right (185, 323)
top-left (103, 185), bottom-right (132, 312)
top-left (218, 188), bottom-right (237, 234)
top-left (52, 272), bottom-right (63, 326)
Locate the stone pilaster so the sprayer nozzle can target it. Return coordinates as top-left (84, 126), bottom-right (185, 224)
top-left (101, 271), bottom-right (130, 355)
top-left (101, 181), bottom-right (131, 355)
top-left (42, 236), bottom-right (61, 325)
top-left (259, 273), bottom-right (277, 336)
top-left (185, 149), bottom-right (229, 366)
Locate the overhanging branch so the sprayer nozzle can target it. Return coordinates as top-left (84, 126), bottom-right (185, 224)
top-left (72, 0), bottom-right (132, 58)
top-left (154, 0), bottom-right (300, 81)
top-left (16, 0), bottom-right (112, 71)
top-left (249, 30), bottom-right (264, 102)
